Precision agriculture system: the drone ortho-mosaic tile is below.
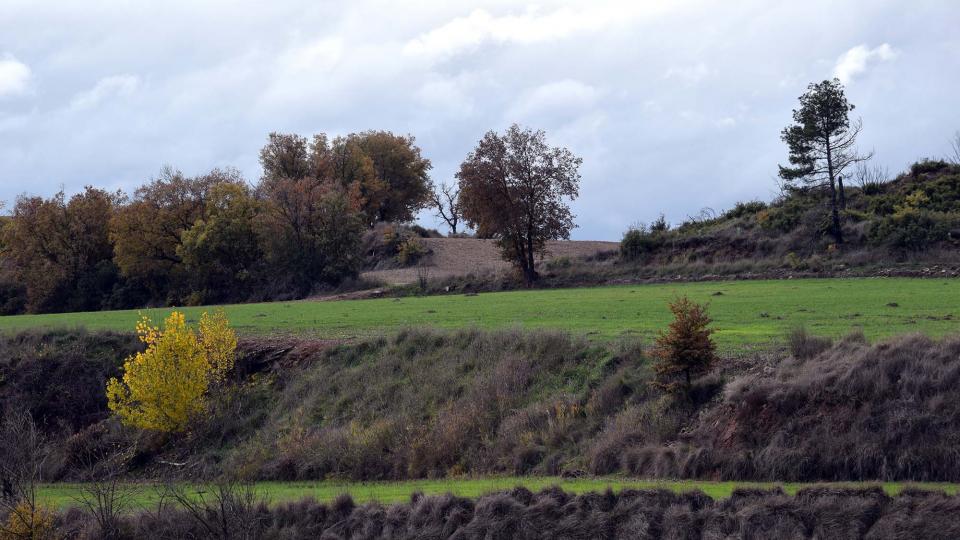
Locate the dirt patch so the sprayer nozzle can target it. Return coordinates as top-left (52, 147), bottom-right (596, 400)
top-left (361, 238), bottom-right (618, 285)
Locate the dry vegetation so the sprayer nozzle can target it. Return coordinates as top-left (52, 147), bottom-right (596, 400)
top-left (360, 237), bottom-right (618, 286)
top-left (40, 486), bottom-right (960, 539)
top-left (6, 328), bottom-right (960, 486)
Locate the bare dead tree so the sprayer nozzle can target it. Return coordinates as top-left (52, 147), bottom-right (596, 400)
top-left (853, 162), bottom-right (890, 192)
top-left (416, 263), bottom-right (431, 291)
top-left (949, 131), bottom-right (960, 165)
top-left (162, 481), bottom-right (267, 540)
top-left (431, 181), bottom-right (462, 235)
top-left (0, 411), bottom-right (49, 539)
top-left (73, 449), bottom-right (137, 540)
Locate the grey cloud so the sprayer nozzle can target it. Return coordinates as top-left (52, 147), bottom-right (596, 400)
top-left (1, 0), bottom-right (959, 240)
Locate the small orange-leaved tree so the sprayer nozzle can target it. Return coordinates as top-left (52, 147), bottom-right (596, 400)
top-left (651, 296), bottom-right (716, 396)
top-left (106, 310), bottom-right (237, 433)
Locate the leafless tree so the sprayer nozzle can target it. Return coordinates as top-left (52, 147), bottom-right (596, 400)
top-left (162, 481), bottom-right (267, 540)
top-left (853, 162), bottom-right (889, 191)
top-left (416, 263), bottom-right (431, 291)
top-left (949, 131), bottom-right (960, 165)
top-left (431, 181), bottom-right (462, 235)
top-left (73, 449), bottom-right (137, 540)
top-left (0, 411), bottom-right (48, 538)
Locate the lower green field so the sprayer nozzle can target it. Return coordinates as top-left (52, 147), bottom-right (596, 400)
top-left (1, 278), bottom-right (958, 348)
top-left (37, 478), bottom-right (960, 510)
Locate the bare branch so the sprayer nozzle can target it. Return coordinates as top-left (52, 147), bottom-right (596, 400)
top-left (430, 181), bottom-right (462, 235)
top-left (949, 131), bottom-right (960, 165)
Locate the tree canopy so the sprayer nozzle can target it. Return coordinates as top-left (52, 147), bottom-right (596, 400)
top-left (457, 124), bottom-right (581, 284)
top-left (779, 78), bottom-right (870, 243)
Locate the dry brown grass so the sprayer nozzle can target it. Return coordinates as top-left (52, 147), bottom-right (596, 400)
top-left (360, 238), bottom-right (618, 285)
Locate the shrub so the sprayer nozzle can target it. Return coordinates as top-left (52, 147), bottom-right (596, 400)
top-left (910, 158), bottom-right (952, 177)
top-left (869, 208), bottom-right (954, 252)
top-left (105, 310), bottom-right (237, 433)
top-left (758, 199), bottom-right (808, 233)
top-left (651, 297), bottom-right (716, 396)
top-left (620, 226), bottom-right (663, 261)
top-left (649, 214), bottom-right (670, 233)
top-left (22, 488), bottom-right (960, 540)
top-left (724, 200), bottom-right (767, 220)
top-left (787, 326), bottom-right (833, 359)
top-left (1, 500), bottom-right (56, 540)
top-left (396, 237), bottom-right (427, 266)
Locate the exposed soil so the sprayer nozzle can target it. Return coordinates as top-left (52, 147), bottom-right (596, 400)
top-left (361, 238), bottom-right (619, 285)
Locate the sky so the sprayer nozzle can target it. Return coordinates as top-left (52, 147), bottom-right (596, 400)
top-left (1, 1), bottom-right (958, 240)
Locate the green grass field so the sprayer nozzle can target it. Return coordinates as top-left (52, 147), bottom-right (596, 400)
top-left (1, 278), bottom-right (958, 348)
top-left (37, 477), bottom-right (960, 510)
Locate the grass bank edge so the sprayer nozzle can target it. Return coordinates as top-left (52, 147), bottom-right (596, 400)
top-left (37, 477), bottom-right (960, 509)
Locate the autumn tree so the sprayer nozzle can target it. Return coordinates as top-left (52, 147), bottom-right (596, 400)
top-left (652, 296), bottom-right (716, 397)
top-left (258, 132), bottom-right (313, 182)
top-left (178, 182), bottom-right (263, 304)
top-left (110, 167), bottom-right (245, 303)
top-left (106, 310), bottom-right (237, 433)
top-left (3, 187), bottom-right (120, 312)
top-left (323, 134), bottom-right (385, 221)
top-left (256, 173), bottom-right (364, 296)
top-left (779, 79), bottom-right (871, 244)
top-left (431, 181), bottom-right (463, 235)
top-left (260, 130), bottom-right (432, 227)
top-left (457, 124), bottom-right (581, 284)
top-left (349, 131), bottom-right (433, 224)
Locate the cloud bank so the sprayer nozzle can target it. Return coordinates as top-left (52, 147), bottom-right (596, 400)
top-left (0, 1), bottom-right (958, 240)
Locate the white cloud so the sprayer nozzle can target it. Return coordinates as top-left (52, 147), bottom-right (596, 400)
top-left (664, 62), bottom-right (710, 84)
top-left (403, 4), bottom-right (674, 61)
top-left (716, 116), bottom-right (737, 128)
top-left (69, 74), bottom-right (141, 110)
top-left (0, 54), bottom-right (31, 97)
top-left (416, 74), bottom-right (478, 116)
top-left (277, 38), bottom-right (343, 75)
top-left (833, 43), bottom-right (898, 83)
top-left (508, 79), bottom-right (600, 119)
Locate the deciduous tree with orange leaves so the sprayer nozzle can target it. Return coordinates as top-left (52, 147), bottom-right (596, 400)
top-left (651, 296), bottom-right (717, 396)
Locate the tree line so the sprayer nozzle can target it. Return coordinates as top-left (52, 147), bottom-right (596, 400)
top-left (0, 130), bottom-right (433, 313)
top-left (0, 125), bottom-right (584, 314)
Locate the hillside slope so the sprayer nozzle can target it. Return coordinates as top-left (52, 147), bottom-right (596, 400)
top-left (507, 160), bottom-right (960, 289)
top-left (6, 328), bottom-right (960, 484)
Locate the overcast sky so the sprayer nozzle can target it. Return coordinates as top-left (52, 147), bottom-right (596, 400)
top-left (1, 1), bottom-right (958, 240)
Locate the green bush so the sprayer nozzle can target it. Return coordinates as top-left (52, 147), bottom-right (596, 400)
top-left (869, 209), bottom-right (955, 251)
top-left (620, 226), bottom-right (663, 261)
top-left (758, 196), bottom-right (811, 233)
top-left (910, 158), bottom-right (952, 177)
top-left (724, 200), bottom-right (767, 220)
top-left (650, 214), bottom-right (670, 233)
top-left (396, 237), bottom-right (427, 266)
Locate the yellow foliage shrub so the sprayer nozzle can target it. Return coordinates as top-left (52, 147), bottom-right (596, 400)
top-left (106, 310), bottom-right (237, 432)
top-left (2, 501), bottom-right (56, 540)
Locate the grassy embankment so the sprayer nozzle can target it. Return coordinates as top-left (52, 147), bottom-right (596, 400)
top-left (1, 278), bottom-right (958, 348)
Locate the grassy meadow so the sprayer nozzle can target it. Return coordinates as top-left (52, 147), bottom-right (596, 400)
top-left (0, 278), bottom-right (957, 348)
top-left (36, 478), bottom-right (960, 510)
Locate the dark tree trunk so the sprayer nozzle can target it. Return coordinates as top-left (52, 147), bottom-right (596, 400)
top-left (838, 174), bottom-right (847, 210)
top-left (513, 234), bottom-right (536, 287)
top-left (825, 141), bottom-right (844, 244)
